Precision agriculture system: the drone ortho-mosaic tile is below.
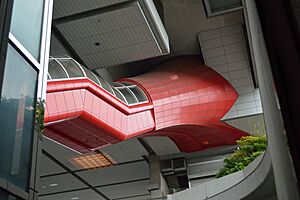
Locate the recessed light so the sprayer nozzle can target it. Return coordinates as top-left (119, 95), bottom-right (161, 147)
top-left (49, 183), bottom-right (58, 187)
top-left (42, 185), bottom-right (46, 189)
top-left (71, 197), bottom-right (79, 200)
top-left (95, 42), bottom-right (100, 46)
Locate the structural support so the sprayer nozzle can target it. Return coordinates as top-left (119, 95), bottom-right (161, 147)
top-left (148, 154), bottom-right (170, 199)
top-left (243, 1), bottom-right (300, 199)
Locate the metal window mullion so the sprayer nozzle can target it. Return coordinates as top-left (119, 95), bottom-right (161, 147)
top-left (8, 33), bottom-right (40, 70)
top-left (126, 87), bottom-right (139, 103)
top-left (107, 81), bottom-right (115, 96)
top-left (91, 71), bottom-right (102, 86)
top-left (116, 88), bottom-right (128, 105)
top-left (47, 72), bottom-right (52, 80)
top-left (72, 58), bottom-right (87, 78)
top-left (53, 58), bottom-right (70, 78)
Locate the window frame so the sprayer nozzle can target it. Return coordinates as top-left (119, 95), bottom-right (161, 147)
top-left (203, 0), bottom-right (243, 17)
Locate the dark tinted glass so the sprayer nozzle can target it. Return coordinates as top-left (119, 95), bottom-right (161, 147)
top-left (130, 87), bottom-right (148, 102)
top-left (81, 66), bottom-right (100, 84)
top-left (58, 59), bottom-right (84, 78)
top-left (48, 59), bottom-right (68, 79)
top-left (209, 0), bottom-right (242, 13)
top-left (112, 88), bottom-right (126, 103)
top-left (119, 88), bottom-right (137, 105)
top-left (0, 45), bottom-right (37, 190)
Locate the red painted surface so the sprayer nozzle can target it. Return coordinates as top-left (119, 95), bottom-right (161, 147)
top-left (44, 56), bottom-right (247, 153)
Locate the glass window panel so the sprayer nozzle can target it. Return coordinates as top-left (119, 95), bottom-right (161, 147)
top-left (130, 87), bottom-right (148, 102)
top-left (208, 0), bottom-right (242, 13)
top-left (0, 45), bottom-right (38, 190)
top-left (58, 59), bottom-right (84, 78)
top-left (98, 78), bottom-right (114, 95)
top-left (119, 88), bottom-right (138, 105)
top-left (10, 0), bottom-right (44, 60)
top-left (81, 66), bottom-right (100, 85)
top-left (112, 88), bottom-right (126, 103)
top-left (48, 59), bottom-right (68, 79)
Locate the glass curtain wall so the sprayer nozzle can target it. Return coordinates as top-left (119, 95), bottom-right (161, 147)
top-left (0, 0), bottom-right (52, 199)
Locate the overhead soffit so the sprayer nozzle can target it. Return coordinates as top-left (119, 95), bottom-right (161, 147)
top-left (53, 0), bottom-right (169, 69)
top-left (53, 0), bottom-right (130, 19)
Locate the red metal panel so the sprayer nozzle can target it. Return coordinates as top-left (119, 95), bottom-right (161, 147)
top-left (45, 56), bottom-right (247, 153)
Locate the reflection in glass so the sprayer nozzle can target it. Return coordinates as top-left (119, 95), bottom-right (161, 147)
top-left (58, 59), bottom-right (84, 78)
top-left (119, 88), bottom-right (138, 105)
top-left (0, 45), bottom-right (37, 190)
top-left (47, 57), bottom-right (149, 105)
top-left (130, 87), bottom-right (148, 102)
top-left (112, 88), bottom-right (126, 103)
top-left (10, 0), bottom-right (44, 60)
top-left (48, 60), bottom-right (68, 79)
top-left (81, 65), bottom-right (100, 85)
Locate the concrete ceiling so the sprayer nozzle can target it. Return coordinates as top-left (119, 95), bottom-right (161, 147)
top-left (39, 137), bottom-right (151, 200)
top-left (51, 0), bottom-right (169, 69)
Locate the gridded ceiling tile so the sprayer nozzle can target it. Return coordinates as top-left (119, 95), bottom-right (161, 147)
top-left (53, 0), bottom-right (130, 19)
top-left (55, 1), bottom-right (169, 68)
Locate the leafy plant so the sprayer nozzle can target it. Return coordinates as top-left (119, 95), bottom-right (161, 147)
top-left (216, 135), bottom-right (267, 178)
top-left (35, 99), bottom-right (45, 135)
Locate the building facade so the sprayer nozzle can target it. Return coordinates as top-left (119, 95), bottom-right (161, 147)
top-left (0, 0), bottom-right (300, 200)
top-left (0, 0), bottom-right (53, 199)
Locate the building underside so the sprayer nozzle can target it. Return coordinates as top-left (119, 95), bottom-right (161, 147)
top-left (0, 0), bottom-right (300, 200)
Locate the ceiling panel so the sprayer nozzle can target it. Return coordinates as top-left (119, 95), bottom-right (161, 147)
top-left (55, 1), bottom-right (169, 68)
top-left (53, 0), bottom-right (130, 19)
top-left (39, 174), bottom-right (87, 195)
top-left (39, 189), bottom-right (105, 200)
top-left (56, 5), bottom-right (144, 41)
top-left (100, 138), bottom-right (148, 163)
top-left (42, 137), bottom-right (81, 171)
top-left (82, 41), bottom-right (160, 68)
top-left (144, 136), bottom-right (180, 156)
top-left (76, 161), bottom-right (149, 186)
top-left (97, 179), bottom-right (150, 199)
top-left (69, 24), bottom-right (153, 57)
top-left (39, 154), bottom-right (66, 176)
top-left (50, 33), bottom-right (70, 56)
top-left (120, 195), bottom-right (151, 200)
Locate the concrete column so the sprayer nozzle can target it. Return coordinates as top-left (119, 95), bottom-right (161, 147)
top-left (148, 154), bottom-right (170, 199)
top-left (243, 1), bottom-right (300, 199)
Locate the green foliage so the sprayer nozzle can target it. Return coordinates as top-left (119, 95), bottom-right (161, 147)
top-left (216, 135), bottom-right (267, 178)
top-left (35, 99), bottom-right (45, 135)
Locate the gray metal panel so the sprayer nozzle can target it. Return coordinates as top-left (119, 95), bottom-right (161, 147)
top-left (54, 1), bottom-right (169, 68)
top-left (53, 0), bottom-right (130, 19)
top-left (69, 24), bottom-right (154, 57)
top-left (82, 41), bottom-right (160, 68)
top-left (97, 180), bottom-right (150, 199)
top-left (56, 4), bottom-right (145, 41)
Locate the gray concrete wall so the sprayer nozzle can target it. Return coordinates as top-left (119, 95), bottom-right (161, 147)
top-left (243, 0), bottom-right (300, 199)
top-left (168, 152), bottom-right (273, 200)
